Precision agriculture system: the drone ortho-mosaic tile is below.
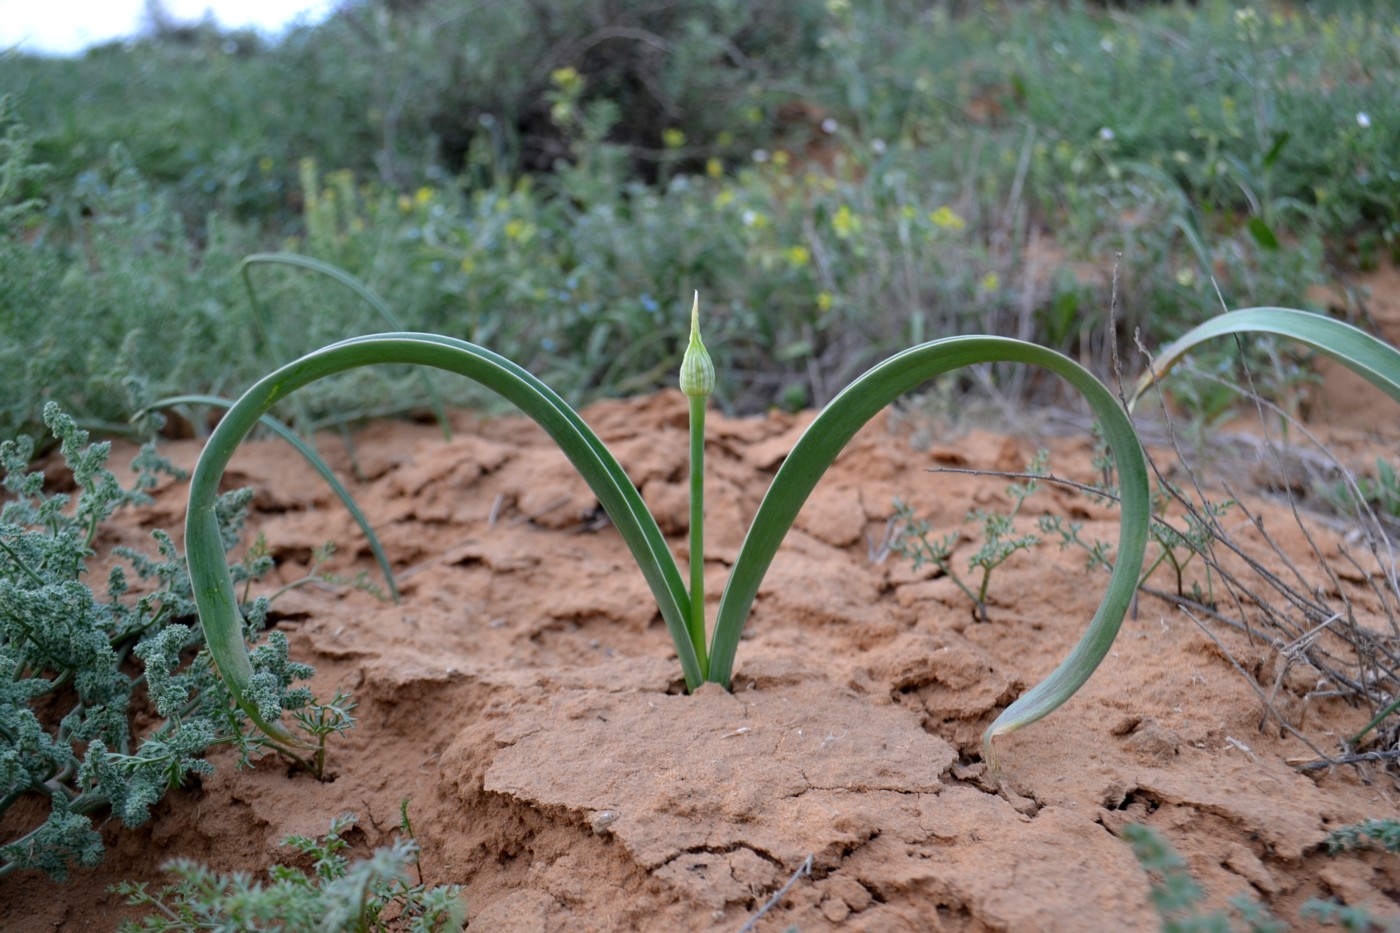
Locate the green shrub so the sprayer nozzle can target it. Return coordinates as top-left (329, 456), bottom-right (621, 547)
top-left (1, 1), bottom-right (1395, 427)
top-left (0, 406), bottom-right (328, 879)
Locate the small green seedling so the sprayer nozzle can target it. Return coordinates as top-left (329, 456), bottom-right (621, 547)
top-left (1040, 475), bottom-right (1235, 605)
top-left (1316, 456), bottom-right (1400, 525)
top-left (892, 450), bottom-right (1048, 622)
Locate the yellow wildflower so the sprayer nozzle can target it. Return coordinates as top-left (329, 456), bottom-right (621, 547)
top-left (930, 206), bottom-right (965, 231)
top-left (551, 67), bottom-right (581, 92)
top-left (832, 205), bottom-right (859, 238)
top-left (784, 245), bottom-right (811, 268)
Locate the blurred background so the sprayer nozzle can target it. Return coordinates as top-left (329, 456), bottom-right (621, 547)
top-left (1, 0), bottom-right (1396, 438)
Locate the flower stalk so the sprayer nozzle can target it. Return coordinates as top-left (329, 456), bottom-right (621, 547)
top-left (679, 292), bottom-right (714, 677)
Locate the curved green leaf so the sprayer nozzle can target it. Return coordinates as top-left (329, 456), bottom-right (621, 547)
top-left (1130, 308), bottom-right (1400, 411)
top-left (186, 333), bottom-right (695, 743)
top-left (706, 336), bottom-right (1152, 764)
top-left (240, 253), bottom-right (453, 440)
top-left (150, 394), bottom-right (400, 603)
top-left (1130, 309), bottom-right (1400, 745)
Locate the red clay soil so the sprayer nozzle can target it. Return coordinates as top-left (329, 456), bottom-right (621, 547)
top-left (2, 379), bottom-right (1397, 932)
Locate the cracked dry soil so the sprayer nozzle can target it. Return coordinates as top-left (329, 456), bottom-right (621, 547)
top-left (3, 376), bottom-right (1399, 930)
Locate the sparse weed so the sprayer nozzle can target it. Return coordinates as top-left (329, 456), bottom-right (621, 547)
top-left (1127, 822), bottom-right (1397, 933)
top-left (1316, 457), bottom-right (1400, 526)
top-left (1041, 476), bottom-right (1234, 605)
top-left (1298, 901), bottom-right (1388, 933)
top-left (114, 810), bottom-right (466, 933)
top-left (1124, 822), bottom-right (1283, 933)
top-left (892, 450), bottom-right (1049, 622)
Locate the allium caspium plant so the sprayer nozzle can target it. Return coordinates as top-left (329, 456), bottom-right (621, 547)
top-left (186, 293), bottom-right (1152, 764)
top-left (186, 294), bottom-right (1400, 767)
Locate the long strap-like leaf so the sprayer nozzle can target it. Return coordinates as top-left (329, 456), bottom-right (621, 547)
top-left (240, 253), bottom-right (454, 440)
top-left (152, 394), bottom-right (400, 602)
top-left (1130, 308), bottom-right (1400, 410)
top-left (186, 333), bottom-right (695, 743)
top-left (705, 336), bottom-right (1153, 764)
top-left (1128, 307), bottom-right (1400, 746)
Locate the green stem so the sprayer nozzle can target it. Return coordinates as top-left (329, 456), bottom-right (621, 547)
top-left (1135, 542), bottom-right (1166, 586)
top-left (1350, 693), bottom-right (1400, 747)
top-left (688, 394), bottom-right (708, 679)
top-left (0, 537), bottom-right (46, 587)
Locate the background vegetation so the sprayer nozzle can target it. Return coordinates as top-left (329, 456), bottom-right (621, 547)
top-left (2, 0), bottom-right (1397, 438)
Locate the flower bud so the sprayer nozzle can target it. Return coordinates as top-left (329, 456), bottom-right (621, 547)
top-left (679, 292), bottom-right (715, 398)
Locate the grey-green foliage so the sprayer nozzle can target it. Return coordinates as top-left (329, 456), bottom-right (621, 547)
top-left (1124, 823), bottom-right (1285, 933)
top-left (115, 813), bottom-right (467, 933)
top-left (1324, 818), bottom-right (1400, 856)
top-left (1317, 457), bottom-right (1400, 524)
top-left (1298, 900), bottom-right (1391, 933)
top-left (1126, 822), bottom-right (1395, 933)
top-left (0, 404), bottom-right (314, 879)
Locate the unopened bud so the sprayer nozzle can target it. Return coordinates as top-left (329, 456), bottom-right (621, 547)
top-left (679, 292), bottom-right (715, 398)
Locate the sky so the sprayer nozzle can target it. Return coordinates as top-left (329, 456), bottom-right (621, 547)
top-left (1, 0), bottom-right (335, 56)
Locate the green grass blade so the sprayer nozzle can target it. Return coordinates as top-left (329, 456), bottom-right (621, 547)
top-left (239, 253), bottom-right (454, 441)
top-left (150, 394), bottom-right (400, 603)
top-left (1130, 308), bottom-right (1400, 411)
top-left (186, 334), bottom-right (697, 742)
top-left (706, 336), bottom-right (1151, 765)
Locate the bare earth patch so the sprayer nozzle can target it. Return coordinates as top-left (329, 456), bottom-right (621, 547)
top-left (2, 387), bottom-right (1397, 931)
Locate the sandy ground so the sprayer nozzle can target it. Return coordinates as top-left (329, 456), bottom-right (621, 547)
top-left (2, 372), bottom-right (1398, 931)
